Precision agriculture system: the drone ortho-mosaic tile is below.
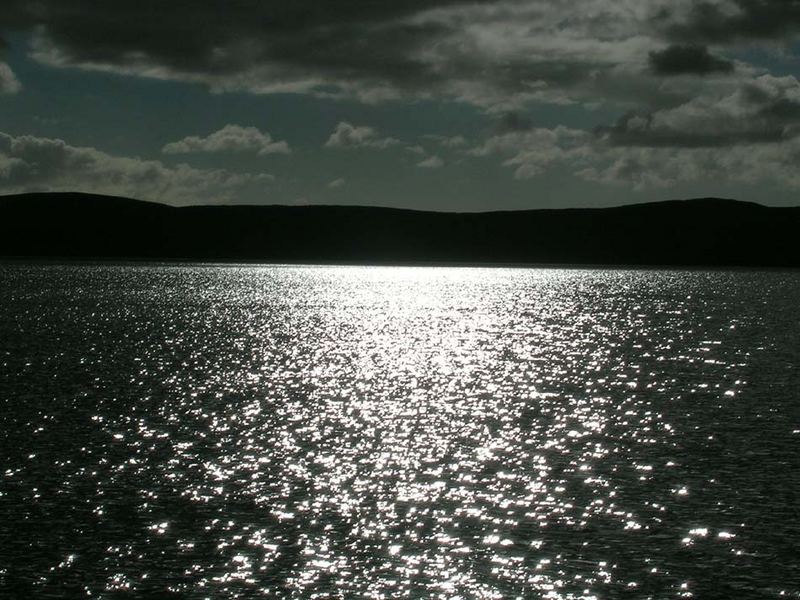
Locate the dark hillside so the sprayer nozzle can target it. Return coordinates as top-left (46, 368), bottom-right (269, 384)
top-left (1, 193), bottom-right (798, 267)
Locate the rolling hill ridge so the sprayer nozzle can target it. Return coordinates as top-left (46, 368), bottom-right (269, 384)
top-left (1, 192), bottom-right (798, 267)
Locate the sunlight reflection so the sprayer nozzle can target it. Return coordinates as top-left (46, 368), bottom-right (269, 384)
top-left (5, 265), bottom-right (795, 598)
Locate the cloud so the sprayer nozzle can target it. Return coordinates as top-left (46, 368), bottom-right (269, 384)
top-left (4, 0), bottom-right (800, 163)
top-left (327, 177), bottom-right (346, 188)
top-left (577, 141), bottom-right (800, 191)
top-left (0, 0), bottom-right (749, 109)
top-left (598, 74), bottom-right (800, 147)
top-left (423, 134), bottom-right (468, 148)
top-left (493, 113), bottom-right (535, 133)
top-left (470, 105), bottom-right (800, 191)
top-left (659, 0), bottom-right (800, 43)
top-left (470, 126), bottom-right (592, 179)
top-left (0, 131), bottom-right (273, 205)
top-left (325, 122), bottom-right (401, 149)
top-left (649, 44), bottom-right (734, 76)
top-left (7, 1), bottom-right (497, 103)
top-left (162, 124), bottom-right (290, 155)
top-left (417, 155), bottom-right (445, 168)
top-left (0, 62), bottom-right (20, 94)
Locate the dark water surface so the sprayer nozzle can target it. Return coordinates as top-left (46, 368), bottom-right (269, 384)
top-left (1, 264), bottom-right (798, 599)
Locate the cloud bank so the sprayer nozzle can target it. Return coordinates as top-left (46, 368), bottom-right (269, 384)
top-left (1, 0), bottom-right (780, 108)
top-left (0, 131), bottom-right (273, 205)
top-left (2, 1), bottom-right (799, 125)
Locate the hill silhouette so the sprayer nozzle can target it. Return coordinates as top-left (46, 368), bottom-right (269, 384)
top-left (1, 192), bottom-right (798, 267)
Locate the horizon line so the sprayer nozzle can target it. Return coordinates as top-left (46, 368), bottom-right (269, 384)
top-left (0, 191), bottom-right (782, 214)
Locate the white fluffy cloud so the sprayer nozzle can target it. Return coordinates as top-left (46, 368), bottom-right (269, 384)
top-left (325, 122), bottom-right (401, 149)
top-left (417, 155), bottom-right (445, 168)
top-left (327, 177), bottom-right (346, 189)
top-left (469, 127), bottom-right (591, 179)
top-left (0, 131), bottom-right (273, 205)
top-left (162, 124), bottom-right (290, 155)
top-left (0, 62), bottom-right (20, 94)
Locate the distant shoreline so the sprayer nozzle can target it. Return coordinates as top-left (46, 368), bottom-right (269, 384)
top-left (2, 258), bottom-right (798, 273)
top-left (2, 192), bottom-right (799, 268)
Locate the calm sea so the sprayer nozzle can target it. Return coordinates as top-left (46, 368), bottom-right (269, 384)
top-left (1, 264), bottom-right (798, 599)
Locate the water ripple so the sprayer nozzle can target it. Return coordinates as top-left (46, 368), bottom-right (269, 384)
top-left (1, 265), bottom-right (798, 598)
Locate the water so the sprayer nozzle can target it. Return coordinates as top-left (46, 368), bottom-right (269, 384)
top-left (1, 264), bottom-right (798, 599)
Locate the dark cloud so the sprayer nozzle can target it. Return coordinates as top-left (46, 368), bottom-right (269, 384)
top-left (661, 0), bottom-right (800, 43)
top-left (493, 112), bottom-right (535, 133)
top-left (0, 2), bottom-right (797, 102)
top-left (649, 44), bottom-right (733, 76)
top-left (0, 1), bottom-right (652, 107)
top-left (0, 1), bottom-right (501, 97)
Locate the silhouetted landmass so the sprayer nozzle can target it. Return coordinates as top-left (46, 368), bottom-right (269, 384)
top-left (1, 192), bottom-right (798, 267)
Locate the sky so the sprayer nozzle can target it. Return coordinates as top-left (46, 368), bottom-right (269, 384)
top-left (2, 1), bottom-right (800, 211)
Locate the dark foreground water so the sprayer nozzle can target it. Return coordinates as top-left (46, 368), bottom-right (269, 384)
top-left (1, 264), bottom-right (798, 599)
